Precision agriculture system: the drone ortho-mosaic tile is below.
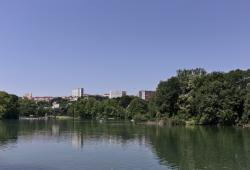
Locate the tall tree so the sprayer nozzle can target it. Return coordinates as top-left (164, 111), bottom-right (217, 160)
top-left (154, 77), bottom-right (181, 117)
top-left (0, 91), bottom-right (19, 119)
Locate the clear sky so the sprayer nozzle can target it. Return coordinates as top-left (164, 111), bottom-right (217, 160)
top-left (0, 0), bottom-right (250, 96)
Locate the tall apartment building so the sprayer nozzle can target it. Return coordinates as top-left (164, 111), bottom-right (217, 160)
top-left (139, 90), bottom-right (155, 101)
top-left (72, 88), bottom-right (84, 97)
top-left (109, 90), bottom-right (127, 99)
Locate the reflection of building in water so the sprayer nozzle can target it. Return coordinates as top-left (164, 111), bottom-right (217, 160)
top-left (52, 125), bottom-right (60, 136)
top-left (72, 133), bottom-right (84, 149)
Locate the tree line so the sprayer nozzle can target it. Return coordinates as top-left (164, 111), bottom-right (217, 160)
top-left (67, 95), bottom-right (149, 121)
top-left (1, 68), bottom-right (250, 125)
top-left (153, 68), bottom-right (250, 125)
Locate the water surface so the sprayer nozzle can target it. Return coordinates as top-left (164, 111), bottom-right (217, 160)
top-left (0, 120), bottom-right (250, 170)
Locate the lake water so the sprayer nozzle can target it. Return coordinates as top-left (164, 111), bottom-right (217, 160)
top-left (0, 120), bottom-right (250, 170)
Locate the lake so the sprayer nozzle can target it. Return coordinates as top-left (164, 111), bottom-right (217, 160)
top-left (0, 120), bottom-right (250, 170)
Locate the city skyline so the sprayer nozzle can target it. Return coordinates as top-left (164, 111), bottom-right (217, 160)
top-left (21, 88), bottom-right (153, 98)
top-left (0, 0), bottom-right (250, 96)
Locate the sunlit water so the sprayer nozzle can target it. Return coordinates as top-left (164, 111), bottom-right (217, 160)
top-left (0, 120), bottom-right (250, 170)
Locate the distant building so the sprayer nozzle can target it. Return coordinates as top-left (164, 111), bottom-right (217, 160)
top-left (52, 102), bottom-right (60, 109)
top-left (103, 93), bottom-right (110, 98)
top-left (109, 90), bottom-right (127, 99)
top-left (23, 93), bottom-right (33, 100)
top-left (33, 96), bottom-right (54, 102)
top-left (72, 88), bottom-right (84, 98)
top-left (139, 90), bottom-right (155, 101)
top-left (61, 96), bottom-right (77, 101)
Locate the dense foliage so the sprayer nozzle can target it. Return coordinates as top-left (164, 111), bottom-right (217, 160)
top-left (153, 68), bottom-right (250, 125)
top-left (0, 91), bottom-right (19, 119)
top-left (19, 97), bottom-right (69, 117)
top-left (67, 96), bottom-right (143, 120)
top-left (19, 99), bottom-right (51, 117)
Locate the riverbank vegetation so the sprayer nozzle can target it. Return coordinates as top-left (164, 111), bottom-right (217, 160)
top-left (0, 91), bottom-right (19, 119)
top-left (1, 68), bottom-right (250, 126)
top-left (153, 68), bottom-right (250, 125)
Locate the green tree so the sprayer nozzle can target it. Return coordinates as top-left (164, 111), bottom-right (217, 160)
top-left (19, 98), bottom-right (37, 117)
top-left (126, 98), bottom-right (148, 119)
top-left (154, 77), bottom-right (181, 117)
top-left (243, 86), bottom-right (250, 123)
top-left (116, 96), bottom-right (134, 108)
top-left (0, 91), bottom-right (19, 119)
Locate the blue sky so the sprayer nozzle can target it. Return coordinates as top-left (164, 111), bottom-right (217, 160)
top-left (0, 0), bottom-right (250, 96)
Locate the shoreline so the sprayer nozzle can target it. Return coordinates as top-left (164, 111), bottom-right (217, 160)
top-left (17, 116), bottom-right (250, 127)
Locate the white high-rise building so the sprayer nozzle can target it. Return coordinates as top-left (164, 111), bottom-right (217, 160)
top-left (109, 90), bottom-right (127, 99)
top-left (72, 88), bottom-right (84, 97)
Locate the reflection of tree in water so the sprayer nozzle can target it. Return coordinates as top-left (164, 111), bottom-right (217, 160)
top-left (145, 126), bottom-right (250, 170)
top-left (1, 120), bottom-right (250, 170)
top-left (0, 121), bottom-right (19, 149)
top-left (70, 121), bottom-right (147, 148)
top-left (2, 120), bottom-right (147, 149)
